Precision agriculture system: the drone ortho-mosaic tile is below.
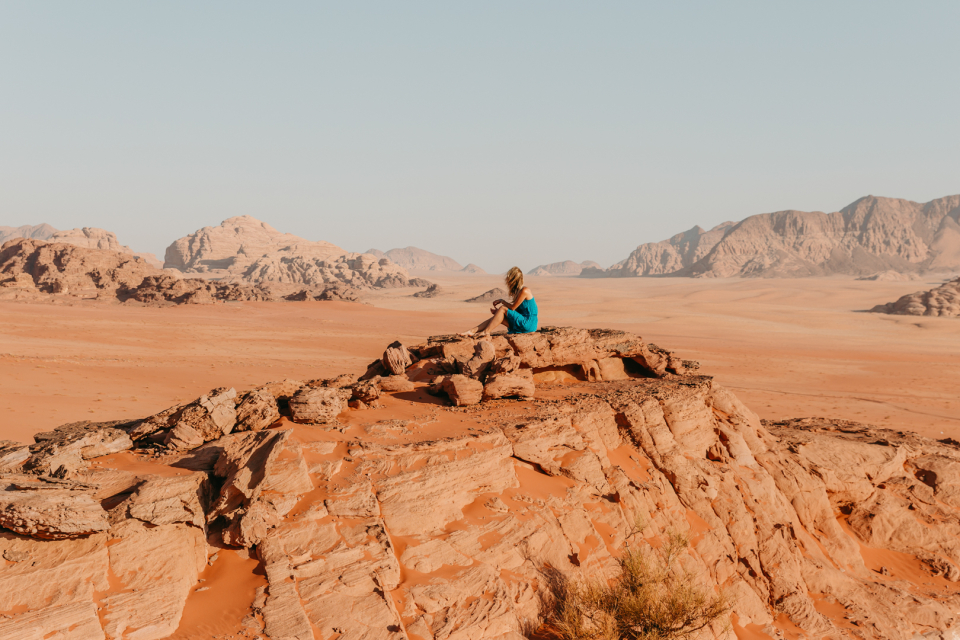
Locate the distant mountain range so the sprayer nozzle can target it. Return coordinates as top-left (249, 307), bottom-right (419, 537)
top-left (8, 194), bottom-right (959, 283)
top-left (365, 246), bottom-right (486, 274)
top-left (529, 260), bottom-right (603, 277)
top-left (598, 195), bottom-right (960, 278)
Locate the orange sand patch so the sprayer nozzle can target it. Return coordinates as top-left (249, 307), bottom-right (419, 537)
top-left (4, 276), bottom-right (958, 445)
top-left (91, 451), bottom-right (198, 477)
top-left (170, 548), bottom-right (265, 639)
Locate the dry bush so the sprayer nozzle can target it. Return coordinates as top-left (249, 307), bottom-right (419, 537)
top-left (541, 530), bottom-right (730, 640)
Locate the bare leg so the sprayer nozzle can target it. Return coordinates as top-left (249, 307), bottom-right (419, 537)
top-left (476, 307), bottom-right (508, 337)
top-left (460, 307), bottom-right (508, 337)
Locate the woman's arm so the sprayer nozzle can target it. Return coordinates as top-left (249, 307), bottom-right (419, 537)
top-left (498, 287), bottom-right (531, 311)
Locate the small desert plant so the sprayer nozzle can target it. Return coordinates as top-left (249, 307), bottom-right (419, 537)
top-left (542, 529), bottom-right (730, 640)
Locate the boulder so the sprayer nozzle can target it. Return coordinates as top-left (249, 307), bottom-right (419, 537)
top-left (289, 387), bottom-right (344, 424)
top-left (382, 341), bottom-right (413, 375)
top-left (163, 387), bottom-right (238, 450)
top-left (461, 340), bottom-right (496, 379)
top-left (379, 375), bottom-right (415, 393)
top-left (489, 349), bottom-right (521, 375)
top-left (433, 375), bottom-right (483, 406)
top-left (25, 421), bottom-right (133, 475)
top-left (234, 388), bottom-right (280, 431)
top-left (483, 369), bottom-right (535, 400)
top-left (350, 378), bottom-right (382, 409)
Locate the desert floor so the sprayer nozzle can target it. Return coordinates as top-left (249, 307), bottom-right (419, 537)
top-left (1, 275), bottom-right (958, 444)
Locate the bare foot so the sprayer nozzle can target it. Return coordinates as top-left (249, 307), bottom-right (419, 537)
top-left (458, 330), bottom-right (476, 337)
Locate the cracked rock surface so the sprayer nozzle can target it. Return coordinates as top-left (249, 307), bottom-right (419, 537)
top-left (1, 328), bottom-right (960, 639)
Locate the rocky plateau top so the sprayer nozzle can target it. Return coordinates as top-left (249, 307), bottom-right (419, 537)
top-left (1, 327), bottom-right (959, 640)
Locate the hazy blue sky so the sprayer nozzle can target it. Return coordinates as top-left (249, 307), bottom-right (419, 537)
top-left (1, 2), bottom-right (958, 272)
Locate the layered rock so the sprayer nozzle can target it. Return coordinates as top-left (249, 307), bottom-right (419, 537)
top-left (0, 476), bottom-right (109, 539)
top-left (25, 420), bottom-right (133, 475)
top-left (164, 215), bottom-right (343, 272)
top-left (121, 274), bottom-right (272, 305)
top-left (604, 194), bottom-right (960, 278)
top-left (383, 327), bottom-right (697, 406)
top-left (0, 238), bottom-right (160, 296)
top-left (164, 215), bottom-right (425, 289)
top-left (870, 277), bottom-right (960, 317)
top-left (1, 329), bottom-right (960, 639)
top-left (0, 238), bottom-right (273, 304)
top-left (0, 223), bottom-right (162, 267)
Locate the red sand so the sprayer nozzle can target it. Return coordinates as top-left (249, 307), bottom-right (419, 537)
top-left (2, 276), bottom-right (957, 445)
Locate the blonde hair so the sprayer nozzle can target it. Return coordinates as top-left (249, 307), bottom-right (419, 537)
top-left (505, 266), bottom-right (524, 296)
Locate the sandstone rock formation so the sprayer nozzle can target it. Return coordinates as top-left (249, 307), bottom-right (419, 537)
top-left (1, 328), bottom-right (960, 639)
top-left (286, 283), bottom-right (365, 302)
top-left (413, 283), bottom-right (443, 298)
top-left (164, 215), bottom-right (343, 272)
top-left (529, 260), bottom-right (603, 276)
top-left (871, 277), bottom-right (960, 317)
top-left (0, 223), bottom-right (162, 267)
top-left (604, 194), bottom-right (960, 278)
top-left (122, 274), bottom-right (272, 305)
top-left (25, 420), bottom-right (133, 475)
top-left (0, 238), bottom-right (273, 305)
top-left (165, 216), bottom-right (424, 290)
top-left (0, 238), bottom-right (160, 297)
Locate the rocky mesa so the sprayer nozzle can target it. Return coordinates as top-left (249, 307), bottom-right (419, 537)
top-left (1, 327), bottom-right (959, 639)
top-left (165, 216), bottom-right (429, 289)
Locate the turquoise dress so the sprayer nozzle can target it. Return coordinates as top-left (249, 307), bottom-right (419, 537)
top-left (505, 297), bottom-right (538, 334)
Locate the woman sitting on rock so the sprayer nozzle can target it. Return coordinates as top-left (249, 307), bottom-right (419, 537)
top-left (460, 267), bottom-right (538, 337)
